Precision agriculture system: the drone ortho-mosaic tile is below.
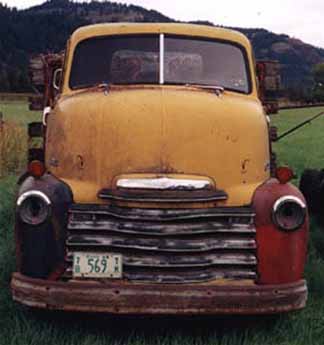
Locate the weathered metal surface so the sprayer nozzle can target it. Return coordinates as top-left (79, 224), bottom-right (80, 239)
top-left (98, 188), bottom-right (228, 203)
top-left (69, 204), bottom-right (255, 221)
top-left (66, 252), bottom-right (257, 268)
top-left (63, 267), bottom-right (257, 283)
top-left (68, 220), bottom-right (255, 236)
top-left (66, 204), bottom-right (256, 283)
top-left (66, 234), bottom-right (256, 252)
top-left (11, 273), bottom-right (307, 314)
top-left (46, 90), bottom-right (269, 207)
top-left (252, 179), bottom-right (309, 284)
top-left (15, 174), bottom-right (73, 278)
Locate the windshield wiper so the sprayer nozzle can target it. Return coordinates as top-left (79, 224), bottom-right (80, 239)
top-left (163, 82), bottom-right (225, 95)
top-left (72, 82), bottom-right (110, 94)
top-left (72, 81), bottom-right (225, 96)
top-left (185, 84), bottom-right (225, 95)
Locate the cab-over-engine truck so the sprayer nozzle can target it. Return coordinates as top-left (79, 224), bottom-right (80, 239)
top-left (11, 23), bottom-right (308, 314)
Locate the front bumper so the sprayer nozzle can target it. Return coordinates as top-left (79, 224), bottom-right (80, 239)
top-left (11, 273), bottom-right (307, 315)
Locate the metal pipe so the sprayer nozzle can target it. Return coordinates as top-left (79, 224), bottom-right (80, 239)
top-left (159, 34), bottom-right (164, 85)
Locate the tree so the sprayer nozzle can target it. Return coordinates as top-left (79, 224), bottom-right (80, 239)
top-left (312, 63), bottom-right (324, 102)
top-left (313, 63), bottom-right (324, 85)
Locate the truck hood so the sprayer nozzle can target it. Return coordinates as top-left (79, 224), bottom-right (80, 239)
top-left (46, 86), bottom-right (270, 206)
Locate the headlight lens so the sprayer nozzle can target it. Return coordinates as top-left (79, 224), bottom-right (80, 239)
top-left (272, 195), bottom-right (306, 231)
top-left (17, 191), bottom-right (51, 225)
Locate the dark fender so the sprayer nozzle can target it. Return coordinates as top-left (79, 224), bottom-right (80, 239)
top-left (15, 174), bottom-right (73, 278)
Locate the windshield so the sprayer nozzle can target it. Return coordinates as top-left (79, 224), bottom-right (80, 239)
top-left (69, 34), bottom-right (251, 93)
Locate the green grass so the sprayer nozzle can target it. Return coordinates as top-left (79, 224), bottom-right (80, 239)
top-left (0, 102), bottom-right (40, 177)
top-left (272, 106), bottom-right (324, 176)
top-left (2, 102), bottom-right (324, 344)
top-left (0, 101), bottom-right (40, 126)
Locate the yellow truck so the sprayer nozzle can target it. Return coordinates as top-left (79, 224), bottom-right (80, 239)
top-left (11, 23), bottom-right (308, 314)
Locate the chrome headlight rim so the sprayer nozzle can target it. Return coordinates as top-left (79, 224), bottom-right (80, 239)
top-left (272, 195), bottom-right (306, 232)
top-left (16, 190), bottom-right (51, 226)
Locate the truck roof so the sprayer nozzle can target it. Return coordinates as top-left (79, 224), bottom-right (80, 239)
top-left (70, 23), bottom-right (251, 49)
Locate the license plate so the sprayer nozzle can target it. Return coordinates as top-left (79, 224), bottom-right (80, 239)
top-left (73, 253), bottom-right (122, 278)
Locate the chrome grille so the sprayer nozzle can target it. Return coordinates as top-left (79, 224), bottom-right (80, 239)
top-left (65, 205), bottom-right (257, 283)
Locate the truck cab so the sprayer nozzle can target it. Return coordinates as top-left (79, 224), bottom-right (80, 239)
top-left (12, 23), bottom-right (308, 314)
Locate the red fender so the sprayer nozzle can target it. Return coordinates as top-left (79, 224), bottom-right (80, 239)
top-left (253, 178), bottom-right (309, 284)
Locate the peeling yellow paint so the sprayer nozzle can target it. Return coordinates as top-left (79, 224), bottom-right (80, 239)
top-left (46, 23), bottom-right (270, 206)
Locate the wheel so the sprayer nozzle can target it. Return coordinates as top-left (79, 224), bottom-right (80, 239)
top-left (299, 169), bottom-right (324, 214)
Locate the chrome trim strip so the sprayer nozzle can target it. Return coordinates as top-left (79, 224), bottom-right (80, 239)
top-left (116, 177), bottom-right (212, 190)
top-left (69, 205), bottom-right (255, 221)
top-left (16, 190), bottom-right (51, 206)
top-left (273, 195), bottom-right (306, 212)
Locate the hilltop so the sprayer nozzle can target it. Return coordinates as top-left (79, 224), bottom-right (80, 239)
top-left (0, 0), bottom-right (323, 98)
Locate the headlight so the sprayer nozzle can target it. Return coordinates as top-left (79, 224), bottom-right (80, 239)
top-left (272, 195), bottom-right (306, 231)
top-left (17, 191), bottom-right (51, 225)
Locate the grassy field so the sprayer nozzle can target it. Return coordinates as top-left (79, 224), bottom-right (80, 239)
top-left (1, 102), bottom-right (324, 344)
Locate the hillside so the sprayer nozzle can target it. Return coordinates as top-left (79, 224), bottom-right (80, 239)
top-left (1, 0), bottom-right (324, 97)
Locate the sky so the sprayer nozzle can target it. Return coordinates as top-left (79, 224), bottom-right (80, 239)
top-left (2, 0), bottom-right (324, 48)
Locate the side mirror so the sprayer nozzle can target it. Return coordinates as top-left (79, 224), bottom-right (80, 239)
top-left (53, 68), bottom-right (63, 91)
top-left (257, 60), bottom-right (281, 114)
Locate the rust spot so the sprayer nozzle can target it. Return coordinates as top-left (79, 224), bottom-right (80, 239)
top-left (49, 157), bottom-right (59, 167)
top-left (231, 135), bottom-right (238, 143)
top-left (76, 155), bottom-right (84, 170)
top-left (241, 159), bottom-right (250, 174)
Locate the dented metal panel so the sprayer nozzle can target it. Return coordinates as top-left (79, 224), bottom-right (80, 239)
top-left (11, 273), bottom-right (307, 314)
top-left (46, 88), bottom-right (270, 206)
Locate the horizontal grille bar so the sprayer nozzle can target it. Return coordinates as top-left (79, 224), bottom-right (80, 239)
top-left (98, 188), bottom-right (228, 203)
top-left (66, 252), bottom-right (256, 268)
top-left (67, 234), bottom-right (256, 252)
top-left (68, 220), bottom-right (255, 236)
top-left (64, 267), bottom-right (257, 283)
top-left (69, 204), bottom-right (255, 222)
